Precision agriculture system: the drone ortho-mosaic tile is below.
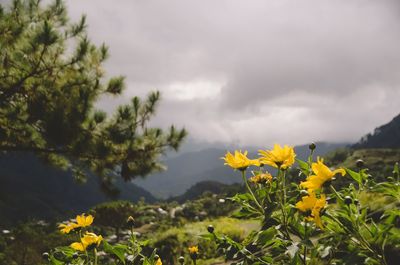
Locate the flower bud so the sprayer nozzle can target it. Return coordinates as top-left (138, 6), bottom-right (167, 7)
top-left (356, 159), bottom-right (364, 168)
top-left (344, 196), bottom-right (352, 205)
top-left (126, 216), bottom-right (135, 227)
top-left (300, 190), bottom-right (308, 196)
top-left (72, 252), bottom-right (79, 259)
top-left (326, 197), bottom-right (336, 203)
top-left (190, 253), bottom-right (198, 260)
top-left (42, 252), bottom-right (49, 260)
top-left (178, 256), bottom-right (185, 264)
top-left (207, 225), bottom-right (215, 233)
top-left (309, 142), bottom-right (316, 151)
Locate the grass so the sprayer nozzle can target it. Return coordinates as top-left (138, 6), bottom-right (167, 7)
top-left (152, 217), bottom-right (260, 245)
top-left (332, 148), bottom-right (399, 170)
top-left (148, 217), bottom-right (260, 264)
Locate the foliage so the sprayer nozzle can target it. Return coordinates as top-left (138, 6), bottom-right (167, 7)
top-left (2, 144), bottom-right (399, 264)
top-left (0, 221), bottom-right (69, 265)
top-left (91, 201), bottom-right (137, 241)
top-left (150, 217), bottom-right (259, 264)
top-left (325, 148), bottom-right (400, 185)
top-left (205, 144), bottom-right (400, 264)
top-left (43, 213), bottom-right (163, 265)
top-left (0, 0), bottom-right (186, 195)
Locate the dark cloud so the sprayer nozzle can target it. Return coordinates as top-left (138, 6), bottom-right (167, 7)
top-left (65, 0), bottom-right (400, 146)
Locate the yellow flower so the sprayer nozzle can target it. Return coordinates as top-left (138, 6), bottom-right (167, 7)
top-left (155, 258), bottom-right (162, 265)
top-left (70, 242), bottom-right (86, 251)
top-left (75, 214), bottom-right (94, 228)
top-left (250, 158), bottom-right (262, 167)
top-left (188, 245), bottom-right (199, 254)
top-left (295, 193), bottom-right (317, 212)
top-left (59, 222), bottom-right (78, 234)
top-left (59, 213), bottom-right (94, 234)
top-left (300, 157), bottom-right (346, 192)
top-left (258, 144), bottom-right (296, 169)
top-left (81, 232), bottom-right (103, 246)
top-left (249, 172), bottom-right (273, 184)
top-left (222, 150), bottom-right (257, 170)
top-left (70, 232), bottom-right (103, 252)
top-left (296, 193), bottom-right (326, 229)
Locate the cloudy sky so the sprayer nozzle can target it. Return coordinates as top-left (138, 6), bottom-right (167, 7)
top-left (66, 0), bottom-right (400, 147)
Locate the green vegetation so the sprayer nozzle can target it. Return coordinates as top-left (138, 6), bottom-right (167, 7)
top-left (0, 188), bottom-right (243, 265)
top-left (0, 0), bottom-right (186, 195)
top-left (325, 148), bottom-right (400, 183)
top-left (1, 143), bottom-right (396, 265)
top-left (150, 217), bottom-right (259, 264)
top-left (204, 145), bottom-right (400, 265)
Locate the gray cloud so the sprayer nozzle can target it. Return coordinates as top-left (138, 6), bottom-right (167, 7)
top-left (65, 0), bottom-right (400, 146)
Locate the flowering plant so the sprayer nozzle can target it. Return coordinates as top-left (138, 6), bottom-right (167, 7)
top-left (208, 143), bottom-right (399, 265)
top-left (46, 214), bottom-right (162, 265)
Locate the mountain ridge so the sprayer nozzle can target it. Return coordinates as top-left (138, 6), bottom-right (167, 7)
top-left (0, 152), bottom-right (156, 225)
top-left (134, 142), bottom-right (347, 198)
top-left (353, 113), bottom-right (400, 149)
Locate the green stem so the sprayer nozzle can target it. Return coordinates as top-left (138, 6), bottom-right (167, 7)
top-left (94, 248), bottom-right (98, 265)
top-left (282, 169), bottom-right (287, 205)
top-left (241, 170), bottom-right (263, 213)
top-left (303, 221), bottom-right (308, 265)
top-left (84, 250), bottom-right (89, 264)
top-left (277, 168), bottom-right (291, 239)
top-left (358, 168), bottom-right (363, 192)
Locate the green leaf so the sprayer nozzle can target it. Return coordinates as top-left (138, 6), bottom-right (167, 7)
top-left (393, 162), bottom-right (399, 177)
top-left (139, 239), bottom-right (150, 246)
top-left (256, 227), bottom-right (276, 246)
top-left (230, 193), bottom-right (253, 202)
top-left (54, 246), bottom-right (75, 258)
top-left (319, 246), bottom-right (332, 259)
top-left (296, 159), bottom-right (310, 176)
top-left (286, 243), bottom-right (299, 259)
top-left (231, 202), bottom-right (260, 218)
top-left (103, 241), bottom-right (126, 264)
top-left (200, 233), bottom-right (215, 240)
top-left (346, 168), bottom-right (361, 184)
top-left (49, 256), bottom-right (63, 265)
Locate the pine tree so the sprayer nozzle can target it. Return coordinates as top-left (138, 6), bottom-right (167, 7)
top-left (0, 0), bottom-right (187, 194)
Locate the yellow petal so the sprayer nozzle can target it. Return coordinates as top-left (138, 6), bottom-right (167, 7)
top-left (70, 242), bottom-right (86, 251)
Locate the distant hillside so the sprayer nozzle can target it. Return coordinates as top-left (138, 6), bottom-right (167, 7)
top-left (0, 152), bottom-right (156, 225)
top-left (353, 113), bottom-right (400, 148)
top-left (134, 142), bottom-right (346, 198)
top-left (324, 148), bottom-right (400, 189)
top-left (169, 181), bottom-right (243, 203)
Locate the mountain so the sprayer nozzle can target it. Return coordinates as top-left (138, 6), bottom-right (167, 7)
top-left (0, 152), bottom-right (156, 225)
top-left (168, 181), bottom-right (243, 203)
top-left (353, 113), bottom-right (400, 149)
top-left (134, 142), bottom-right (346, 198)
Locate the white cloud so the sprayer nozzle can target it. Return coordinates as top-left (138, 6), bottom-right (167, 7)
top-left (65, 0), bottom-right (400, 146)
top-left (164, 80), bottom-right (224, 101)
